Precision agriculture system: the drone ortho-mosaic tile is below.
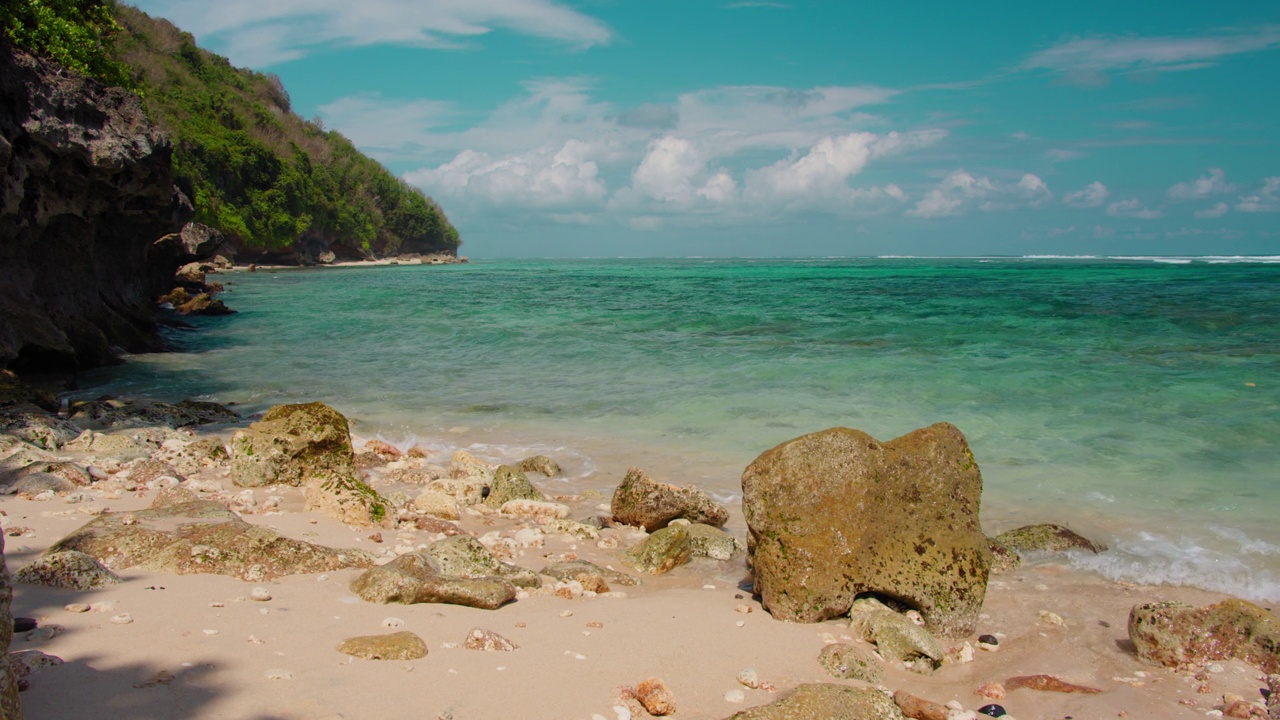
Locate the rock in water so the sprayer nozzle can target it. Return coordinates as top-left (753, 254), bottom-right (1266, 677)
top-left (993, 523), bottom-right (1106, 554)
top-left (516, 455), bottom-right (561, 476)
top-left (724, 683), bottom-right (905, 720)
top-left (336, 631), bottom-right (427, 660)
top-left (741, 424), bottom-right (990, 637)
top-left (230, 402), bottom-right (356, 487)
top-left (1129, 599), bottom-right (1280, 673)
top-left (621, 525), bottom-right (693, 575)
top-left (0, 534), bottom-right (23, 718)
top-left (611, 467), bottom-right (729, 531)
top-left (482, 465), bottom-right (545, 509)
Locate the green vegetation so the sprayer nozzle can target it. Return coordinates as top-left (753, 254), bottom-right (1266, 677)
top-left (0, 0), bottom-right (131, 85)
top-left (112, 6), bottom-right (459, 257)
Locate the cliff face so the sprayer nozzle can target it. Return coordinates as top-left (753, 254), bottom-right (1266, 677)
top-left (0, 39), bottom-right (192, 372)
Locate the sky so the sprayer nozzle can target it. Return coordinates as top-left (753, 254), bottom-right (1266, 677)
top-left (129, 1), bottom-right (1280, 258)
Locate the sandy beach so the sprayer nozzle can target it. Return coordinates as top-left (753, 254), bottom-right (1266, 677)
top-left (3, 406), bottom-right (1274, 720)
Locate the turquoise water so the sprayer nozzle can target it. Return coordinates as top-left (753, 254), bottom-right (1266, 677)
top-left (81, 258), bottom-right (1280, 598)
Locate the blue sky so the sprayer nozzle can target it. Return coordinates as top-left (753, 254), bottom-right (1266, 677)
top-left (131, 1), bottom-right (1280, 257)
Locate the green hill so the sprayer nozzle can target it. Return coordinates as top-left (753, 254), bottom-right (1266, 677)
top-left (108, 4), bottom-right (460, 262)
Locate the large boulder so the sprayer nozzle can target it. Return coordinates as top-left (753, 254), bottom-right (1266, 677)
top-left (848, 598), bottom-right (945, 672)
top-left (0, 534), bottom-right (24, 719)
top-left (1129, 599), bottom-right (1280, 673)
top-left (35, 489), bottom-right (374, 582)
top-left (724, 684), bottom-right (905, 720)
top-left (230, 402), bottom-right (355, 487)
top-left (741, 424), bottom-right (990, 638)
top-left (349, 552), bottom-right (517, 609)
top-left (611, 467), bottom-right (729, 531)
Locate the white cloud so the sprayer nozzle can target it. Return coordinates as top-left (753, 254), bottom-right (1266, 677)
top-left (906, 171), bottom-right (1049, 218)
top-left (745, 133), bottom-right (876, 199)
top-left (135, 0), bottom-right (613, 67)
top-left (1046, 149), bottom-right (1083, 162)
top-left (1194, 202), bottom-right (1229, 219)
top-left (1236, 177), bottom-right (1280, 212)
top-left (1107, 199), bottom-right (1163, 219)
top-left (1168, 168), bottom-right (1235, 200)
top-left (406, 140), bottom-right (607, 211)
top-left (1062, 181), bottom-right (1109, 208)
top-left (1022, 26), bottom-right (1280, 77)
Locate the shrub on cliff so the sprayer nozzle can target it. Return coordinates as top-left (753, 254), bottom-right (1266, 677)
top-left (0, 0), bottom-right (131, 85)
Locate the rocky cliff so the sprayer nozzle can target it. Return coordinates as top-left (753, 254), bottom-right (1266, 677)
top-left (0, 39), bottom-right (192, 372)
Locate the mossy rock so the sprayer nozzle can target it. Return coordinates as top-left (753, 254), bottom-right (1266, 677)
top-left (1129, 599), bottom-right (1280, 673)
top-left (848, 598), bottom-right (945, 672)
top-left (817, 642), bottom-right (882, 683)
top-left (621, 525), bottom-right (693, 575)
top-left (231, 402), bottom-right (355, 487)
top-left (337, 631), bottom-right (427, 660)
top-left (482, 465), bottom-right (545, 509)
top-left (611, 467), bottom-right (728, 531)
top-left (349, 552), bottom-right (517, 609)
top-left (516, 455), bottom-right (561, 476)
top-left (304, 471), bottom-right (391, 528)
top-left (421, 536), bottom-right (539, 588)
top-left (994, 523), bottom-right (1106, 554)
top-left (725, 684), bottom-right (905, 720)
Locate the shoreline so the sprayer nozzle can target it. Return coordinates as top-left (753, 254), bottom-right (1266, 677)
top-left (3, 396), bottom-right (1278, 718)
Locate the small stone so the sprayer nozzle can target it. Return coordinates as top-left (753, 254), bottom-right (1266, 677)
top-left (463, 627), bottom-right (518, 652)
top-left (337, 631), bottom-right (428, 660)
top-left (735, 604), bottom-right (752, 614)
top-left (250, 586), bottom-right (272, 602)
top-left (736, 667), bottom-right (760, 689)
top-left (110, 613), bottom-right (134, 624)
top-left (892, 690), bottom-right (949, 720)
top-left (633, 677), bottom-right (675, 716)
top-left (724, 689), bottom-right (745, 703)
top-left (977, 705), bottom-right (1007, 718)
top-left (25, 626), bottom-right (59, 642)
top-left (382, 617), bottom-right (405, 628)
top-left (560, 610), bottom-right (573, 617)
top-left (735, 620), bottom-right (745, 627)
top-left (977, 633), bottom-right (999, 647)
top-left (265, 669), bottom-right (292, 680)
top-left (64, 603), bottom-right (91, 613)
top-left (203, 629), bottom-right (219, 635)
top-left (976, 683), bottom-right (1006, 700)
top-left (1039, 610), bottom-right (1065, 626)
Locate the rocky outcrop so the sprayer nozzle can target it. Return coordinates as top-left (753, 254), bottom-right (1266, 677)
top-left (0, 534), bottom-right (24, 719)
top-left (0, 40), bottom-right (192, 371)
top-left (741, 424), bottom-right (990, 638)
top-left (1129, 599), bottom-right (1280, 673)
top-left (349, 552), bottom-right (517, 609)
top-left (611, 467), bottom-right (729, 531)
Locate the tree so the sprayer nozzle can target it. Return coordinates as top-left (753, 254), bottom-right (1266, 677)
top-left (0, 0), bottom-right (131, 86)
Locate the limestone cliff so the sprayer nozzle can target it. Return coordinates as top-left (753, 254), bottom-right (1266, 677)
top-left (0, 39), bottom-right (192, 372)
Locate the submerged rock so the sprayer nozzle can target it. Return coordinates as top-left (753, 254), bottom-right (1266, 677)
top-left (742, 423), bottom-right (990, 637)
top-left (611, 467), bottom-right (728, 531)
top-left (621, 525), bottom-right (693, 575)
top-left (482, 465), bottom-right (545, 509)
top-left (1129, 599), bottom-right (1280, 673)
top-left (848, 598), bottom-right (946, 672)
top-left (36, 492), bottom-right (373, 582)
top-left (994, 523), bottom-right (1106, 554)
top-left (516, 455), bottom-right (561, 477)
top-left (14, 549), bottom-right (121, 590)
top-left (230, 402), bottom-right (355, 487)
top-left (349, 552), bottom-right (517, 609)
top-left (724, 683), bottom-right (905, 720)
top-left (336, 631), bottom-right (427, 660)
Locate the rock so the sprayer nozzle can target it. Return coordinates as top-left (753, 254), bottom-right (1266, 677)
top-left (541, 560), bottom-right (641, 587)
top-left (0, 534), bottom-right (23, 717)
top-left (3, 461), bottom-right (92, 488)
top-left (412, 489), bottom-right (459, 520)
top-left (174, 261), bottom-right (207, 286)
top-left (741, 424), bottom-right (990, 637)
top-left (68, 398), bottom-right (237, 430)
top-left (611, 467), bottom-right (728, 531)
top-left (517, 455), bottom-right (561, 476)
top-left (724, 684), bottom-right (905, 720)
top-left (0, 372), bottom-right (58, 412)
top-left (483, 465), bottom-right (546, 509)
top-left (463, 627), bottom-right (518, 651)
top-left (336, 631), bottom-right (427, 660)
top-left (993, 524), bottom-right (1106, 554)
top-left (36, 493), bottom-right (373, 582)
top-left (848, 598), bottom-right (945, 672)
top-left (9, 649), bottom-right (63, 682)
top-left (124, 458), bottom-right (186, 486)
top-left (985, 537), bottom-right (1022, 574)
top-left (1267, 675), bottom-right (1280, 720)
top-left (541, 519), bottom-right (601, 541)
top-left (250, 586), bottom-right (271, 602)
top-left (304, 471), bottom-right (391, 528)
top-left (0, 411), bottom-right (81, 450)
top-left (153, 222), bottom-right (225, 263)
top-left (684, 523), bottom-right (743, 560)
top-left (64, 429), bottom-right (160, 461)
top-left (1225, 700), bottom-right (1266, 719)
top-left (892, 691), bottom-right (948, 720)
top-left (420, 536), bottom-right (539, 588)
top-left (632, 677), bottom-right (675, 716)
top-left (0, 40), bottom-right (192, 372)
top-left (1129, 599), bottom-right (1280, 673)
top-left (818, 642), bottom-right (882, 683)
top-left (6, 471), bottom-right (77, 495)
top-left (176, 293), bottom-right (233, 316)
top-left (621, 525), bottom-right (693, 575)
top-left (413, 516), bottom-right (464, 535)
top-left (498, 499), bottom-right (569, 519)
top-left (363, 439), bottom-right (402, 460)
top-left (230, 402), bottom-right (356, 487)
top-left (449, 450), bottom-right (492, 480)
top-left (14, 549), bottom-right (121, 590)
top-left (1005, 674), bottom-right (1102, 694)
top-left (975, 683), bottom-right (1005, 700)
top-left (426, 477), bottom-right (487, 506)
top-left (349, 552), bottom-right (517, 609)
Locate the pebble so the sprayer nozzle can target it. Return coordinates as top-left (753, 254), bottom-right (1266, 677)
top-left (439, 642), bottom-right (459, 649)
top-left (735, 620), bottom-right (745, 627)
top-left (724, 689), bottom-right (745, 703)
top-left (250, 587), bottom-right (272, 602)
top-left (976, 683), bottom-right (1006, 700)
top-left (559, 610), bottom-right (573, 618)
top-left (736, 667), bottom-right (760, 689)
top-left (25, 627), bottom-right (59, 642)
top-left (265, 669), bottom-right (292, 680)
top-left (977, 704), bottom-right (1007, 718)
top-left (1038, 610), bottom-right (1065, 626)
top-left (203, 629), bottom-right (218, 635)
top-left (735, 605), bottom-right (753, 614)
top-left (633, 677), bottom-right (675, 716)
top-left (565, 651), bottom-right (587, 660)
top-left (64, 604), bottom-right (90, 613)
top-left (109, 613), bottom-right (134, 625)
top-left (382, 617), bottom-right (405, 628)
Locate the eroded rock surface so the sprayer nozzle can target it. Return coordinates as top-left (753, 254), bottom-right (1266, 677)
top-left (742, 423), bottom-right (990, 637)
top-left (1129, 599), bottom-right (1280, 673)
top-left (349, 552), bottom-right (517, 610)
top-left (725, 683), bottom-right (905, 720)
top-left (611, 467), bottom-right (728, 531)
top-left (230, 402), bottom-right (355, 487)
top-left (994, 523), bottom-right (1106, 555)
top-left (336, 631), bottom-right (427, 661)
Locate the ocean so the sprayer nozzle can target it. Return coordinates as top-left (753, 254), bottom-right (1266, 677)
top-left (78, 257), bottom-right (1280, 600)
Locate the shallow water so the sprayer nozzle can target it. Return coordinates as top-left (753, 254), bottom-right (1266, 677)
top-left (80, 257), bottom-right (1280, 599)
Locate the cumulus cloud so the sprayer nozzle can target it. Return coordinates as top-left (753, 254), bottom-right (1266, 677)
top-left (1022, 26), bottom-right (1280, 80)
top-left (1194, 202), bottom-right (1229, 219)
top-left (1062, 181), bottom-right (1109, 208)
top-left (1235, 177), bottom-right (1280, 212)
top-left (1106, 199), bottom-right (1163, 219)
top-left (905, 171), bottom-right (1049, 218)
top-left (1168, 168), bottom-right (1235, 200)
top-left (623, 136), bottom-right (737, 205)
top-left (406, 140), bottom-right (607, 211)
top-left (135, 0), bottom-right (613, 66)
